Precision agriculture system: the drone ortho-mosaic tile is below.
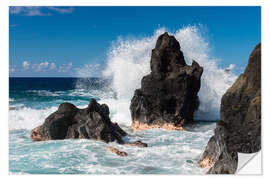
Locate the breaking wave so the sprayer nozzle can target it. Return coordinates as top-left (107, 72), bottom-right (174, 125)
top-left (102, 26), bottom-right (237, 122)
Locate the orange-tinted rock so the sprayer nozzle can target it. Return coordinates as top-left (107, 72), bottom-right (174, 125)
top-left (132, 121), bottom-right (184, 131)
top-left (108, 146), bottom-right (127, 157)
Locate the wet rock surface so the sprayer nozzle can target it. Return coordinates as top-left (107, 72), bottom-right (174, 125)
top-left (199, 126), bottom-right (238, 174)
top-left (125, 140), bottom-right (148, 147)
top-left (108, 146), bottom-right (128, 157)
top-left (31, 99), bottom-right (128, 144)
top-left (130, 32), bottom-right (203, 130)
top-left (199, 43), bottom-right (261, 174)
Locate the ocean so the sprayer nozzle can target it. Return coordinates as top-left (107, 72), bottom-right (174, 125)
top-left (9, 77), bottom-right (215, 174)
top-left (9, 26), bottom-right (238, 174)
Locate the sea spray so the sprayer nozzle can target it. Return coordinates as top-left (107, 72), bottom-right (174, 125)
top-left (101, 26), bottom-right (237, 124)
top-left (8, 107), bottom-right (58, 130)
top-left (8, 26), bottom-right (237, 130)
top-left (8, 27), bottom-right (222, 174)
top-left (173, 27), bottom-right (237, 120)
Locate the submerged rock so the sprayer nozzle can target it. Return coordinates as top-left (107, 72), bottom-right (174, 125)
top-left (31, 99), bottom-right (127, 144)
top-left (9, 107), bottom-right (16, 110)
top-left (130, 32), bottom-right (203, 130)
top-left (199, 43), bottom-right (261, 174)
top-left (125, 140), bottom-right (148, 147)
top-left (108, 146), bottom-right (128, 157)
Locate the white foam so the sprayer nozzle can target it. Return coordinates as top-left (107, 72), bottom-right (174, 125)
top-left (99, 98), bottom-right (131, 126)
top-left (27, 90), bottom-right (63, 97)
top-left (9, 120), bottom-right (216, 174)
top-left (173, 26), bottom-right (237, 120)
top-left (9, 107), bottom-right (58, 130)
top-left (9, 98), bottom-right (15, 102)
top-left (101, 26), bottom-right (237, 123)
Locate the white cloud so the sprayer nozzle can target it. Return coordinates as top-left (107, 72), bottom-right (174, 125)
top-left (50, 63), bottom-right (56, 70)
top-left (10, 7), bottom-right (50, 16)
top-left (36, 62), bottom-right (49, 72)
top-left (58, 62), bottom-right (72, 73)
top-left (48, 7), bottom-right (74, 14)
top-left (10, 6), bottom-right (74, 16)
top-left (10, 7), bottom-right (25, 15)
top-left (22, 61), bottom-right (30, 70)
top-left (20, 60), bottom-right (75, 74)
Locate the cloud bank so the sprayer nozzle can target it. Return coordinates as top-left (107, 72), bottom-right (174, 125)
top-left (10, 6), bottom-right (75, 16)
top-left (20, 61), bottom-right (73, 74)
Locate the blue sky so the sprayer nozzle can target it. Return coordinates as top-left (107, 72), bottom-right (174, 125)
top-left (9, 6), bottom-right (261, 77)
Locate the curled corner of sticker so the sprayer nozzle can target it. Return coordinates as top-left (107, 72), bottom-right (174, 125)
top-left (236, 151), bottom-right (262, 174)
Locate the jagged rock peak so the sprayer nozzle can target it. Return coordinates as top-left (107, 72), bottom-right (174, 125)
top-left (130, 32), bottom-right (203, 130)
top-left (150, 32), bottom-right (187, 80)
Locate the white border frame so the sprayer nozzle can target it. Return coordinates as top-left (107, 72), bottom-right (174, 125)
top-left (2, 0), bottom-right (268, 179)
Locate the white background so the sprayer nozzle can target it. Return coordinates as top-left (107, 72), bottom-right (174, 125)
top-left (1, 0), bottom-right (268, 179)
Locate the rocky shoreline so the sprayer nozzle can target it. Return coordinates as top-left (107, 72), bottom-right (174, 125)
top-left (30, 99), bottom-right (147, 156)
top-left (31, 32), bottom-right (202, 142)
top-left (132, 121), bottom-right (184, 131)
top-left (30, 33), bottom-right (261, 173)
top-left (199, 43), bottom-right (261, 174)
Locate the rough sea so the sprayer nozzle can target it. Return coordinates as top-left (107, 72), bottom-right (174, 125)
top-left (9, 26), bottom-right (238, 174)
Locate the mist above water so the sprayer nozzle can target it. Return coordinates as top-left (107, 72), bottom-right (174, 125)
top-left (102, 26), bottom-right (237, 123)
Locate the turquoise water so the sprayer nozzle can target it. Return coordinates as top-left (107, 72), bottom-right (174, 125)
top-left (9, 124), bottom-right (215, 174)
top-left (9, 26), bottom-right (240, 174)
top-left (9, 77), bottom-right (215, 174)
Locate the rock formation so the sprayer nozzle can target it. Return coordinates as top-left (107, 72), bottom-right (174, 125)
top-left (108, 146), bottom-right (128, 157)
top-left (199, 43), bottom-right (261, 174)
top-left (9, 107), bottom-right (16, 110)
top-left (125, 140), bottom-right (148, 147)
top-left (130, 32), bottom-right (203, 130)
top-left (31, 99), bottom-right (128, 144)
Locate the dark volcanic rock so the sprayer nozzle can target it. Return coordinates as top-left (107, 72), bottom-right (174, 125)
top-left (108, 146), bottom-right (128, 157)
top-left (31, 99), bottom-right (127, 144)
top-left (130, 32), bottom-right (203, 130)
top-left (199, 125), bottom-right (238, 174)
top-left (199, 43), bottom-right (261, 174)
top-left (125, 140), bottom-right (148, 147)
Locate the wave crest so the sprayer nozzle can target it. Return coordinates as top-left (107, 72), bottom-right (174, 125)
top-left (102, 26), bottom-right (237, 122)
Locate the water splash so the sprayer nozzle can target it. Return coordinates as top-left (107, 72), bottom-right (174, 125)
top-left (102, 26), bottom-right (237, 123)
top-left (8, 107), bottom-right (58, 130)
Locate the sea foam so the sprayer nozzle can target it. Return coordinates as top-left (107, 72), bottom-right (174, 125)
top-left (8, 107), bottom-right (58, 130)
top-left (9, 26), bottom-right (238, 131)
top-left (102, 26), bottom-right (237, 124)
